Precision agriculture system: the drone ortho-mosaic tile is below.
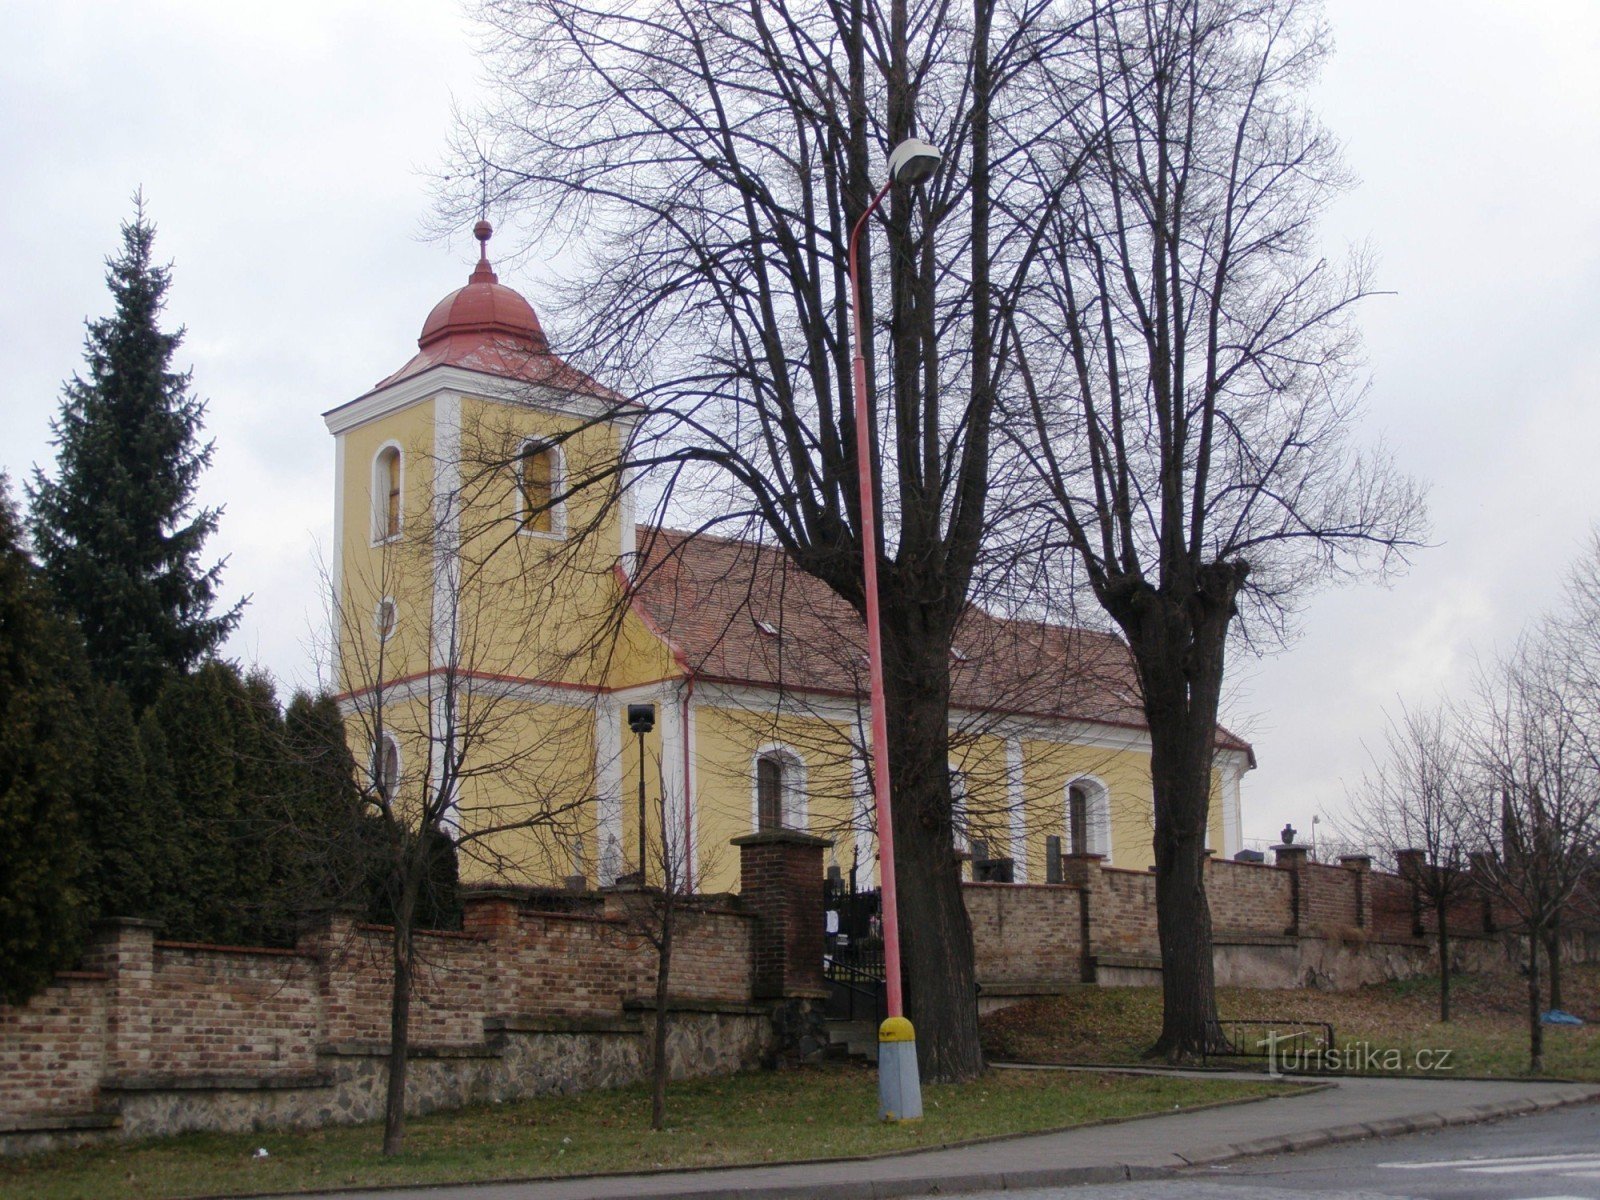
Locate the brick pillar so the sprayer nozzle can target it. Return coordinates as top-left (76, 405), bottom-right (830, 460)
top-left (1396, 848), bottom-right (1427, 936)
top-left (461, 890), bottom-right (524, 1017)
top-left (80, 918), bottom-right (158, 1078)
top-left (733, 830), bottom-right (831, 999)
top-left (1340, 855), bottom-right (1371, 928)
top-left (1060, 853), bottom-right (1103, 982)
top-left (1273, 844), bottom-right (1306, 936)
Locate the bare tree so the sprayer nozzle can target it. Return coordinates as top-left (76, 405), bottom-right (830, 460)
top-left (449, 0), bottom-right (1090, 1081)
top-left (1346, 703), bottom-right (1481, 1021)
top-left (1466, 635), bottom-right (1600, 1074)
top-left (1007, 0), bottom-right (1426, 1058)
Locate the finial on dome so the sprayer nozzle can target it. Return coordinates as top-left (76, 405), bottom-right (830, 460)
top-left (469, 219), bottom-right (497, 284)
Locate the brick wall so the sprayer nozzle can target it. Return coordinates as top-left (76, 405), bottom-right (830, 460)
top-left (143, 943), bottom-right (321, 1075)
top-left (1206, 858), bottom-right (1293, 937)
top-left (0, 888), bottom-right (758, 1124)
top-left (1298, 863), bottom-right (1362, 935)
top-left (1091, 869), bottom-right (1161, 956)
top-left (0, 974), bottom-right (107, 1115)
top-left (964, 883), bottom-right (1084, 983)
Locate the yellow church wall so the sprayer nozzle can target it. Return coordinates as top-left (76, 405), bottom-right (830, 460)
top-left (449, 694), bottom-right (600, 885)
top-left (336, 399), bottom-right (439, 689)
top-left (691, 703), bottom-right (860, 893)
top-left (449, 394), bottom-right (643, 689)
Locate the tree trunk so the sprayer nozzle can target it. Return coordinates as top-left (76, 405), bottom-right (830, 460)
top-left (1436, 900), bottom-right (1451, 1024)
top-left (1526, 929), bottom-right (1544, 1075)
top-left (1124, 577), bottom-right (1240, 1063)
top-left (1545, 924), bottom-right (1562, 1011)
top-left (651, 897), bottom-right (674, 1131)
top-left (882, 619), bottom-right (983, 1083)
top-left (382, 898), bottom-right (417, 1156)
top-left (1147, 713), bottom-right (1221, 1060)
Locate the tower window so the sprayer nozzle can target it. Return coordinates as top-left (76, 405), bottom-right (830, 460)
top-left (517, 442), bottom-right (561, 535)
top-left (373, 734), bottom-right (401, 798)
top-left (373, 445), bottom-right (403, 542)
top-left (374, 598), bottom-right (397, 641)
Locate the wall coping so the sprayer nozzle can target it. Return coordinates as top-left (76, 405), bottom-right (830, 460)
top-left (485, 1013), bottom-right (642, 1035)
top-left (731, 829), bottom-right (832, 849)
top-left (317, 1040), bottom-right (500, 1060)
top-left (0, 1113), bottom-right (121, 1135)
top-left (621, 997), bottom-right (768, 1016)
top-left (102, 1071), bottom-right (332, 1093)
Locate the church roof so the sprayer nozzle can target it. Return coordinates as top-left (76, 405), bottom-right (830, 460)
top-left (628, 526), bottom-right (1252, 756)
top-left (361, 221), bottom-right (623, 403)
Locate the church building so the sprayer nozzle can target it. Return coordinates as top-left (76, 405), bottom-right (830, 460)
top-left (323, 224), bottom-right (1252, 894)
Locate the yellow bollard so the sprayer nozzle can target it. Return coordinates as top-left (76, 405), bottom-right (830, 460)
top-left (877, 1016), bottom-right (923, 1121)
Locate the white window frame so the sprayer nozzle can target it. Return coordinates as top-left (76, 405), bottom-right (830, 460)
top-left (1065, 775), bottom-right (1113, 862)
top-left (750, 743), bottom-right (807, 831)
top-left (374, 596), bottom-right (398, 642)
top-left (370, 441), bottom-right (405, 545)
top-left (373, 732), bottom-right (402, 798)
top-left (514, 439), bottom-right (566, 539)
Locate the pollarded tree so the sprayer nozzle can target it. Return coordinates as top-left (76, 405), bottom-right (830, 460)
top-left (0, 476), bottom-right (92, 1004)
top-left (28, 194), bottom-right (242, 710)
top-left (453, 0), bottom-right (1088, 1083)
top-left (1009, 0), bottom-right (1426, 1058)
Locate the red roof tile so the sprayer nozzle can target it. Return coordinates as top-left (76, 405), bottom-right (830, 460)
top-left (629, 527), bottom-right (1252, 755)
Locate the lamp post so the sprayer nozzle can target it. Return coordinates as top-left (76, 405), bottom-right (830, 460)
top-left (627, 703), bottom-right (657, 881)
top-left (847, 135), bottom-right (940, 1122)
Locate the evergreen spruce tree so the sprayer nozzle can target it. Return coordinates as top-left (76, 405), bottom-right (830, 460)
top-left (28, 194), bottom-right (242, 710)
top-left (0, 477), bottom-right (92, 1004)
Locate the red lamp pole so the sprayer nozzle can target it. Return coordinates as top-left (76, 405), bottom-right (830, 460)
top-left (847, 178), bottom-right (903, 1019)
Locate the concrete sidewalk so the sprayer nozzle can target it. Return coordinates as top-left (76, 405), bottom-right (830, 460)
top-left (321, 1074), bottom-right (1600, 1200)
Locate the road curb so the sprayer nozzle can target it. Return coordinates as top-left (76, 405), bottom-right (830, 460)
top-left (1173, 1085), bottom-right (1600, 1172)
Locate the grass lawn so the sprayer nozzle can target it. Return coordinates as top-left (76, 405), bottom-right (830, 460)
top-left (982, 963), bottom-right (1600, 1080)
top-left (0, 1065), bottom-right (1296, 1200)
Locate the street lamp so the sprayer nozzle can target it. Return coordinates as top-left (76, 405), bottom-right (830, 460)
top-left (848, 135), bottom-right (940, 1123)
top-left (627, 703), bottom-right (657, 881)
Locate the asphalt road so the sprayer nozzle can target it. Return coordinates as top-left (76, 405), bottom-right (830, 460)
top-left (944, 1102), bottom-right (1600, 1200)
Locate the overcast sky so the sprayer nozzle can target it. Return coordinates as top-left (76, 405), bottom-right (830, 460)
top-left (4, 1), bottom-right (1597, 849)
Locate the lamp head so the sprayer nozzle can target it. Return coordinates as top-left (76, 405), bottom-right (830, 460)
top-left (627, 703), bottom-right (657, 734)
top-left (887, 138), bottom-right (942, 186)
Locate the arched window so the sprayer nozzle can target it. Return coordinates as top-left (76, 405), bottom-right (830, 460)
top-left (373, 734), bottom-right (401, 798)
top-left (517, 441), bottom-right (562, 535)
top-left (1066, 777), bottom-right (1112, 860)
top-left (753, 746), bottom-right (806, 831)
top-left (372, 445), bottom-right (403, 542)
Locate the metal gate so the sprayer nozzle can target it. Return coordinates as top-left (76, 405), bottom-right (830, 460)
top-left (824, 878), bottom-right (884, 1021)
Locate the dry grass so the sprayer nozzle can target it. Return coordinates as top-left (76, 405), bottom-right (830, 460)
top-left (982, 962), bottom-right (1600, 1079)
